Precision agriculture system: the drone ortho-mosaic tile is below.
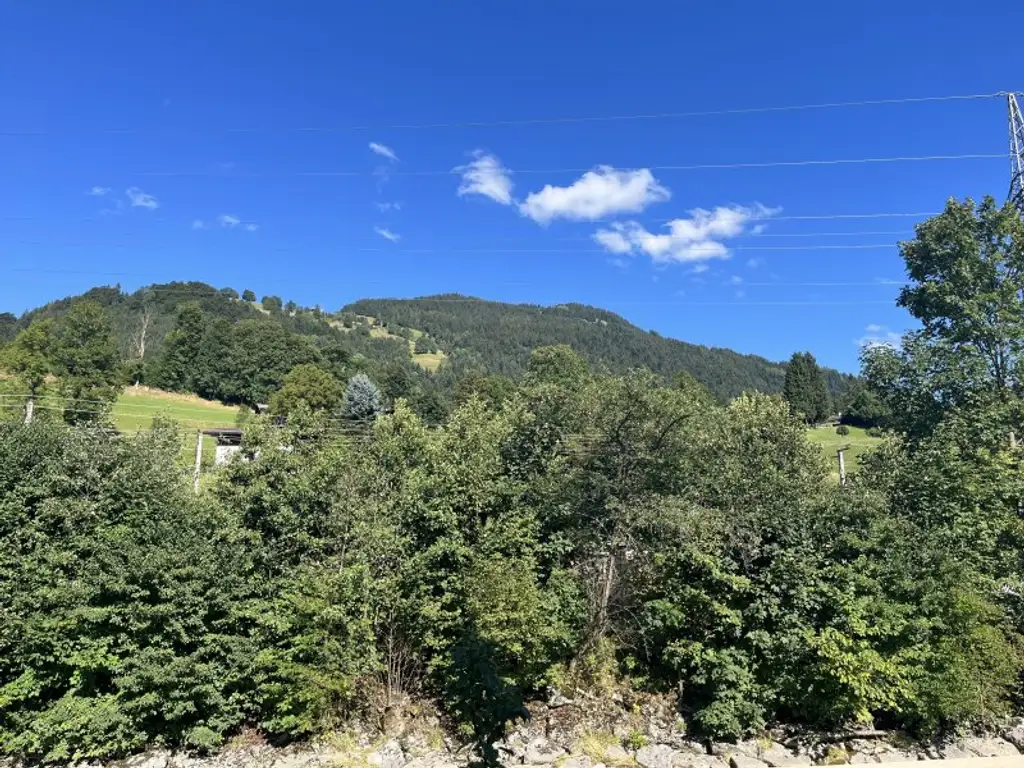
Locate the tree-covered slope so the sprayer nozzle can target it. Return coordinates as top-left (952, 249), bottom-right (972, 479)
top-left (345, 294), bottom-right (854, 401)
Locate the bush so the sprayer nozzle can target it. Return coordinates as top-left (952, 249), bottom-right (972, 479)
top-left (836, 424), bottom-right (850, 436)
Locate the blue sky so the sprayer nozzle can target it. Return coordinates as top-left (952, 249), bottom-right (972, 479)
top-left (1, 0), bottom-right (1021, 372)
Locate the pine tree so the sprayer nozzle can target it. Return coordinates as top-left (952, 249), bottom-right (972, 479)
top-left (344, 373), bottom-right (384, 421)
top-left (783, 351), bottom-right (830, 423)
top-left (154, 303), bottom-right (206, 392)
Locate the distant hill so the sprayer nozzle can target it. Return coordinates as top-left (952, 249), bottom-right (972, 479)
top-left (6, 284), bottom-right (856, 405)
top-left (345, 294), bottom-right (856, 401)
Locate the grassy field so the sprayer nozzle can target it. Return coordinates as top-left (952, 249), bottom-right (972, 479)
top-left (115, 388), bottom-right (241, 465)
top-left (114, 387), bottom-right (240, 433)
top-left (806, 424), bottom-right (883, 477)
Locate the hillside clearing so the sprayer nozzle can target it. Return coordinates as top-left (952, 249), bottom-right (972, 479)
top-left (806, 424), bottom-right (882, 477)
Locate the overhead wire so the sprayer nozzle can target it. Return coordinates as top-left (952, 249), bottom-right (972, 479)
top-left (122, 152), bottom-right (1007, 178)
top-left (0, 91), bottom-right (1010, 136)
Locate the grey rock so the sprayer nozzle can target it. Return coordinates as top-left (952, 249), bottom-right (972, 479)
top-left (563, 758), bottom-right (595, 768)
top-left (604, 744), bottom-right (633, 764)
top-left (759, 744), bottom-right (809, 767)
top-left (935, 744), bottom-right (972, 760)
top-left (873, 751), bottom-right (916, 764)
top-left (369, 739), bottom-right (406, 768)
top-left (526, 737), bottom-right (567, 765)
top-left (675, 758), bottom-right (729, 768)
top-left (636, 744), bottom-right (680, 768)
top-left (124, 754), bottom-right (172, 768)
top-left (729, 756), bottom-right (769, 768)
top-left (960, 736), bottom-right (1021, 757)
top-left (847, 755), bottom-right (876, 765)
top-left (547, 686), bottom-right (575, 709)
top-left (1002, 720), bottom-right (1024, 752)
top-left (404, 757), bottom-right (460, 768)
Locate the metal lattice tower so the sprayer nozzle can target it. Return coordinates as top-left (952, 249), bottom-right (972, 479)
top-left (1010, 92), bottom-right (1024, 215)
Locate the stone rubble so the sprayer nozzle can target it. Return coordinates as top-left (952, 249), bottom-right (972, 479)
top-left (7, 701), bottom-right (1024, 768)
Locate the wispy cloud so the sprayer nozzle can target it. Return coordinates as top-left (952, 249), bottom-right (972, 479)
top-left (746, 257), bottom-right (764, 269)
top-left (245, 223), bottom-right (259, 232)
top-left (369, 142), bottom-right (399, 162)
top-left (727, 275), bottom-right (744, 285)
top-left (374, 226), bottom-right (401, 243)
top-left (857, 323), bottom-right (902, 349)
top-left (218, 214), bottom-right (241, 228)
top-left (375, 201), bottom-right (403, 212)
top-left (750, 223), bottom-right (767, 235)
top-left (87, 186), bottom-right (111, 197)
top-left (690, 264), bottom-right (710, 274)
top-left (456, 150), bottom-right (514, 205)
top-left (125, 187), bottom-right (159, 210)
top-left (192, 219), bottom-right (208, 230)
top-left (520, 166), bottom-right (669, 224)
top-left (592, 204), bottom-right (778, 265)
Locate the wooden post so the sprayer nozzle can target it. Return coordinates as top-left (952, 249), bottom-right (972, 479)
top-left (192, 431), bottom-right (203, 493)
top-left (23, 398), bottom-right (34, 425)
top-left (836, 448), bottom-right (847, 487)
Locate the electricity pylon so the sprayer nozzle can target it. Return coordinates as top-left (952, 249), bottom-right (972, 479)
top-left (1010, 92), bottom-right (1024, 215)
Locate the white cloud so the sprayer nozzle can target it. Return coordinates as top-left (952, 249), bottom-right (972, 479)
top-left (727, 275), bottom-right (744, 285)
top-left (375, 201), bottom-right (403, 212)
top-left (125, 187), bottom-right (159, 210)
top-left (592, 228), bottom-right (632, 254)
top-left (369, 142), bottom-right (399, 162)
top-left (519, 166), bottom-right (669, 224)
top-left (374, 226), bottom-right (401, 242)
top-left (750, 223), bottom-right (767, 235)
top-left (245, 223), bottom-right (259, 232)
top-left (87, 186), bottom-right (111, 197)
top-left (857, 324), bottom-right (902, 349)
top-left (456, 150), bottom-right (514, 205)
top-left (592, 204), bottom-right (777, 265)
top-left (192, 219), bottom-right (208, 230)
top-left (746, 257), bottom-right (763, 269)
top-left (218, 214), bottom-right (241, 228)
top-left (690, 263), bottom-right (710, 274)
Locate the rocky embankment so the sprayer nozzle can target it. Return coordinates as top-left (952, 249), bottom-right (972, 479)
top-left (10, 695), bottom-right (1024, 768)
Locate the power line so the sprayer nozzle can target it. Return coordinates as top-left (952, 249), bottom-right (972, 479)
top-left (2, 242), bottom-right (900, 258)
top-left (124, 152), bottom-right (1007, 178)
top-left (0, 91), bottom-right (1009, 136)
top-left (0, 211), bottom-right (938, 223)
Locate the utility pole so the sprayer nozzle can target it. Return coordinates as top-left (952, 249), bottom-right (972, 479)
top-left (23, 398), bottom-right (34, 425)
top-left (1009, 92), bottom-right (1024, 216)
top-left (192, 431), bottom-right (203, 493)
top-left (836, 448), bottom-right (847, 487)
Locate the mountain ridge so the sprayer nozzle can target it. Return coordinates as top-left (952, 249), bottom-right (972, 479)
top-left (3, 284), bottom-right (856, 404)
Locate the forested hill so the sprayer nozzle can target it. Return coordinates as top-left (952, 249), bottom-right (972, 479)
top-left (345, 294), bottom-right (854, 400)
top-left (5, 284), bottom-right (855, 404)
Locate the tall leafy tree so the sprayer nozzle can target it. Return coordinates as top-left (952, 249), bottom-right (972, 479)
top-left (270, 364), bottom-right (344, 417)
top-left (2, 320), bottom-right (56, 398)
top-left (154, 302), bottom-right (206, 392)
top-left (783, 351), bottom-right (830, 423)
top-left (0, 313), bottom-right (17, 345)
top-left (51, 300), bottom-right (120, 423)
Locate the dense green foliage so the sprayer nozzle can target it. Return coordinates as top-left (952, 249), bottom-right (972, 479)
top-left (0, 300), bottom-right (122, 423)
top-left (783, 351), bottom-right (831, 423)
top-left (4, 197), bottom-right (1024, 764)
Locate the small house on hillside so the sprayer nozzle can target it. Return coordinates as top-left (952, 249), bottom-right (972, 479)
top-left (201, 427), bottom-right (244, 466)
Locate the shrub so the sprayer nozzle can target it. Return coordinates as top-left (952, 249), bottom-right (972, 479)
top-left (836, 424), bottom-right (850, 436)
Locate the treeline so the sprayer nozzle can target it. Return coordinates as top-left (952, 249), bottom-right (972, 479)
top-left (345, 296), bottom-right (858, 402)
top-left (2, 344), bottom-right (1020, 762)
